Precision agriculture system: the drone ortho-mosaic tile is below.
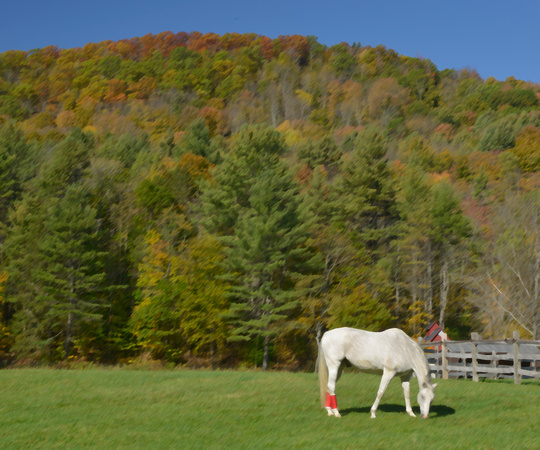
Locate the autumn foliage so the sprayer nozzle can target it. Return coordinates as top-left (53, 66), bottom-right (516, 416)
top-left (0, 32), bottom-right (539, 369)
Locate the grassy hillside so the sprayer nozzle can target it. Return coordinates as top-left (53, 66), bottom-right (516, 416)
top-left (0, 369), bottom-right (538, 448)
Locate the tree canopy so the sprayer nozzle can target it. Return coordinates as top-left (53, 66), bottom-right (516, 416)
top-left (0, 32), bottom-right (538, 368)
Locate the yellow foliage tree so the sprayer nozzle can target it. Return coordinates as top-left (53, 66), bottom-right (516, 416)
top-left (131, 231), bottom-right (230, 364)
top-left (513, 125), bottom-right (540, 172)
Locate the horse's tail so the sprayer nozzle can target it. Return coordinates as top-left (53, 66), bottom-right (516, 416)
top-left (318, 340), bottom-right (328, 408)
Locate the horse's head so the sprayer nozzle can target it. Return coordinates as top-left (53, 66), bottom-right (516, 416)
top-left (417, 382), bottom-right (437, 419)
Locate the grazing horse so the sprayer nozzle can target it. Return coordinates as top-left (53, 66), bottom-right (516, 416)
top-left (318, 327), bottom-right (437, 418)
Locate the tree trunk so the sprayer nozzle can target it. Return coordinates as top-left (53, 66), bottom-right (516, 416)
top-left (394, 268), bottom-right (401, 315)
top-left (262, 335), bottom-right (270, 371)
top-left (533, 231), bottom-right (539, 339)
top-left (314, 322), bottom-right (324, 373)
top-left (65, 277), bottom-right (76, 360)
top-left (426, 243), bottom-right (433, 317)
top-left (64, 311), bottom-right (73, 360)
top-left (439, 257), bottom-right (450, 330)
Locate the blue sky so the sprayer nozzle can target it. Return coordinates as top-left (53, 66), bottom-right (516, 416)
top-left (2, 0), bottom-right (539, 83)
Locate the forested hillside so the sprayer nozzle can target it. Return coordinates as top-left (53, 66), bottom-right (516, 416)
top-left (0, 32), bottom-right (538, 368)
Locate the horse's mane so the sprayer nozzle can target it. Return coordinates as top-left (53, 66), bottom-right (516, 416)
top-left (411, 338), bottom-right (432, 385)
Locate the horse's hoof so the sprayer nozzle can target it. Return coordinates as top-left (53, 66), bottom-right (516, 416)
top-left (370, 412), bottom-right (376, 419)
top-left (407, 411), bottom-right (416, 417)
top-left (332, 409), bottom-right (341, 417)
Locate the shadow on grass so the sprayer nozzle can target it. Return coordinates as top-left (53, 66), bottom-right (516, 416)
top-left (340, 404), bottom-right (455, 418)
top-left (429, 404), bottom-right (456, 418)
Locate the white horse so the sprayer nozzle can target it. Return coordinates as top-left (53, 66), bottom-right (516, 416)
top-left (318, 327), bottom-right (437, 418)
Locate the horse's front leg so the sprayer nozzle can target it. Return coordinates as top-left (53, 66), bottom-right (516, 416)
top-left (370, 369), bottom-right (395, 418)
top-left (401, 375), bottom-right (416, 417)
top-left (326, 363), bottom-right (342, 417)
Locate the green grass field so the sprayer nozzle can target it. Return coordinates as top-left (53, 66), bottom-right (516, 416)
top-left (0, 368), bottom-right (538, 448)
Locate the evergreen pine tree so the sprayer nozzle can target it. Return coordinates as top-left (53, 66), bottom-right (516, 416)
top-left (335, 128), bottom-right (399, 258)
top-left (4, 129), bottom-right (108, 361)
top-left (8, 185), bottom-right (107, 360)
top-left (3, 193), bottom-right (48, 359)
top-left (199, 125), bottom-right (284, 234)
top-left (429, 180), bottom-right (472, 330)
top-left (36, 185), bottom-right (107, 359)
top-left (199, 126), bottom-right (316, 369)
top-left (316, 129), bottom-right (398, 336)
top-left (393, 167), bottom-right (435, 331)
top-left (174, 118), bottom-right (223, 164)
top-left (0, 136), bottom-right (18, 225)
top-left (225, 165), bottom-right (313, 369)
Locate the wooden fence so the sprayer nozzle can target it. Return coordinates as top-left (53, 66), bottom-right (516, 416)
top-left (418, 331), bottom-right (540, 384)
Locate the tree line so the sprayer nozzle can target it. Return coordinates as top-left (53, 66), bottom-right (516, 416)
top-left (0, 32), bottom-right (538, 369)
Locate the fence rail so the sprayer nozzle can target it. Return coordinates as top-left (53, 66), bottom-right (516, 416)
top-left (418, 331), bottom-right (540, 384)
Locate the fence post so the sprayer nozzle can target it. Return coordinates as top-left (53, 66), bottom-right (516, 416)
top-left (441, 332), bottom-right (448, 380)
top-left (513, 330), bottom-right (521, 385)
top-left (471, 332), bottom-right (481, 382)
top-left (491, 351), bottom-right (497, 380)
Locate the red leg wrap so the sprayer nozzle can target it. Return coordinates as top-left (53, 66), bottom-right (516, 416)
top-left (325, 392), bottom-right (332, 408)
top-left (326, 393), bottom-right (338, 409)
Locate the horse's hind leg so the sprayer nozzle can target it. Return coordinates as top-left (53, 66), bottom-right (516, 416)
top-left (370, 368), bottom-right (395, 418)
top-left (326, 361), bottom-right (342, 417)
top-left (401, 374), bottom-right (416, 417)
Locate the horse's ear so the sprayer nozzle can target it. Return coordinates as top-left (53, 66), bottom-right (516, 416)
top-left (432, 383), bottom-right (438, 390)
